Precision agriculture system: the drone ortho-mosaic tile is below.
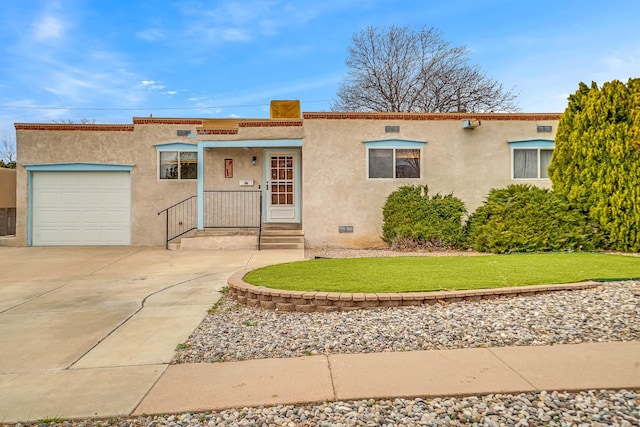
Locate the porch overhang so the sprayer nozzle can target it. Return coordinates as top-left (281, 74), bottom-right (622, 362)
top-left (196, 139), bottom-right (302, 229)
top-left (197, 139), bottom-right (302, 148)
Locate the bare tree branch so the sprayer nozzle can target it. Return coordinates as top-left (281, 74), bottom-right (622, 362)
top-left (332, 26), bottom-right (519, 113)
top-left (0, 133), bottom-right (16, 168)
top-left (52, 117), bottom-right (97, 124)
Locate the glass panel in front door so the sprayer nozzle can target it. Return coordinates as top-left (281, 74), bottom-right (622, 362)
top-left (271, 155), bottom-right (294, 205)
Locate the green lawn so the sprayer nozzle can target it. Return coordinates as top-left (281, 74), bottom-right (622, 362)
top-left (243, 253), bottom-right (640, 293)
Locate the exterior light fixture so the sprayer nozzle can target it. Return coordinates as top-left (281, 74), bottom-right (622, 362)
top-left (252, 156), bottom-right (257, 165)
top-left (462, 119), bottom-right (480, 129)
top-left (463, 119), bottom-right (481, 129)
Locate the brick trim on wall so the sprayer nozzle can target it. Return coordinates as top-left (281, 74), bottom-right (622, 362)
top-left (133, 118), bottom-right (205, 125)
top-left (239, 120), bottom-right (303, 128)
top-left (197, 128), bottom-right (239, 135)
top-left (15, 114), bottom-right (559, 132)
top-left (14, 124), bottom-right (134, 131)
top-left (303, 112), bottom-right (562, 121)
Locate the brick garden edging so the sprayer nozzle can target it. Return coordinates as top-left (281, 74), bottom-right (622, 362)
top-left (227, 269), bottom-right (601, 312)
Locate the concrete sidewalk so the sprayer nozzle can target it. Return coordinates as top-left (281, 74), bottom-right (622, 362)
top-left (134, 341), bottom-right (640, 416)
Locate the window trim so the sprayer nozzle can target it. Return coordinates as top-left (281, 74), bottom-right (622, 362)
top-left (155, 142), bottom-right (198, 181)
top-left (508, 139), bottom-right (554, 180)
top-left (363, 139), bottom-right (426, 180)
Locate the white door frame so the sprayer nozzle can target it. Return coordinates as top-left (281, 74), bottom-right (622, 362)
top-left (263, 149), bottom-right (301, 223)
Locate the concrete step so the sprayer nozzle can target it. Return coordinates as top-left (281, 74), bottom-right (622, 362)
top-left (259, 242), bottom-right (305, 250)
top-left (166, 227), bottom-right (303, 250)
top-left (260, 229), bottom-right (304, 236)
top-left (262, 223), bottom-right (302, 231)
top-left (260, 236), bottom-right (305, 244)
top-left (180, 234), bottom-right (258, 250)
top-left (194, 228), bottom-right (259, 236)
top-left (259, 229), bottom-right (304, 250)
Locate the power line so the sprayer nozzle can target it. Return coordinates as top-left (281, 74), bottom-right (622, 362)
top-left (0, 99), bottom-right (331, 111)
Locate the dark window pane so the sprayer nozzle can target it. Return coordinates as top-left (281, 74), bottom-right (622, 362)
top-left (179, 152), bottom-right (197, 179)
top-left (369, 149), bottom-right (393, 178)
top-left (160, 151), bottom-right (178, 179)
top-left (396, 149), bottom-right (420, 178)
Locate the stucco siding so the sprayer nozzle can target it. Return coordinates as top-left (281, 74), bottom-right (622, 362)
top-left (14, 120), bottom-right (304, 246)
top-left (16, 126), bottom-right (197, 246)
top-left (13, 114), bottom-right (557, 248)
top-left (301, 118), bottom-right (556, 248)
top-left (203, 148), bottom-right (264, 190)
top-left (0, 168), bottom-right (16, 208)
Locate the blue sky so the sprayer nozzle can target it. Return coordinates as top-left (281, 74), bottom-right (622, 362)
top-left (1, 0), bottom-right (639, 141)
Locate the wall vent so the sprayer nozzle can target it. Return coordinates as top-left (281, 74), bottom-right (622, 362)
top-left (537, 125), bottom-right (552, 132)
top-left (385, 125), bottom-right (400, 133)
top-left (176, 129), bottom-right (191, 136)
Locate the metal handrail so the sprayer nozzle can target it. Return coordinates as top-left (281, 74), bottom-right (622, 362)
top-left (157, 195), bottom-right (198, 249)
top-left (158, 195), bottom-right (197, 214)
top-left (258, 192), bottom-right (263, 250)
top-left (158, 191), bottom-right (263, 249)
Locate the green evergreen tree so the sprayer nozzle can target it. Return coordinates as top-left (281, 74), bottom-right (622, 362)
top-left (548, 78), bottom-right (640, 252)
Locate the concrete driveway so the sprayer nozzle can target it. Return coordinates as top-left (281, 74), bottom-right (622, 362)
top-left (0, 246), bottom-right (304, 423)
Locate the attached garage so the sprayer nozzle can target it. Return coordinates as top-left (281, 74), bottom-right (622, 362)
top-left (26, 164), bottom-right (133, 246)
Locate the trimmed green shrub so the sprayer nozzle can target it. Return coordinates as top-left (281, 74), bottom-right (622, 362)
top-left (382, 185), bottom-right (467, 249)
top-left (466, 184), bottom-right (601, 254)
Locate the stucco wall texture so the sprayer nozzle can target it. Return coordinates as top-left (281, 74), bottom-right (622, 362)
top-left (301, 116), bottom-right (556, 248)
top-left (14, 114), bottom-right (557, 248)
top-left (0, 168), bottom-right (16, 208)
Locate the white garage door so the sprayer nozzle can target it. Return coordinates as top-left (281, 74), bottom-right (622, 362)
top-left (32, 171), bottom-right (131, 246)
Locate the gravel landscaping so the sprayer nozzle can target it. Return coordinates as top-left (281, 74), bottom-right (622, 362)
top-left (174, 280), bottom-right (639, 363)
top-left (7, 390), bottom-right (638, 427)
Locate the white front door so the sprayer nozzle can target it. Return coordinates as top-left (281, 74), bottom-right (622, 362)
top-left (265, 150), bottom-right (300, 223)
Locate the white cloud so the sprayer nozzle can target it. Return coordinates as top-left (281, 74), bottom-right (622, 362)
top-left (177, 0), bottom-right (321, 44)
top-left (141, 80), bottom-right (167, 90)
top-left (591, 47), bottom-right (640, 83)
top-left (136, 28), bottom-right (165, 41)
top-left (44, 74), bottom-right (97, 99)
top-left (221, 28), bottom-right (251, 42)
top-left (32, 15), bottom-right (67, 41)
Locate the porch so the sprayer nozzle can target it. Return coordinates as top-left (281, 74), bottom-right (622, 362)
top-left (156, 134), bottom-right (303, 250)
top-left (157, 191), bottom-right (304, 250)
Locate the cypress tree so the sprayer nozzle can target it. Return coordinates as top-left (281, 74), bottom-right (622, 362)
top-left (548, 78), bottom-right (640, 252)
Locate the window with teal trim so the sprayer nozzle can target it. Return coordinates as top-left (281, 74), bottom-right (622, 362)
top-left (159, 151), bottom-right (198, 180)
top-left (368, 148), bottom-right (421, 179)
top-left (513, 148), bottom-right (553, 179)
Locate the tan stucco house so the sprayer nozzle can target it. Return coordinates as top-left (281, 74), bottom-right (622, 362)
top-left (11, 102), bottom-right (560, 248)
